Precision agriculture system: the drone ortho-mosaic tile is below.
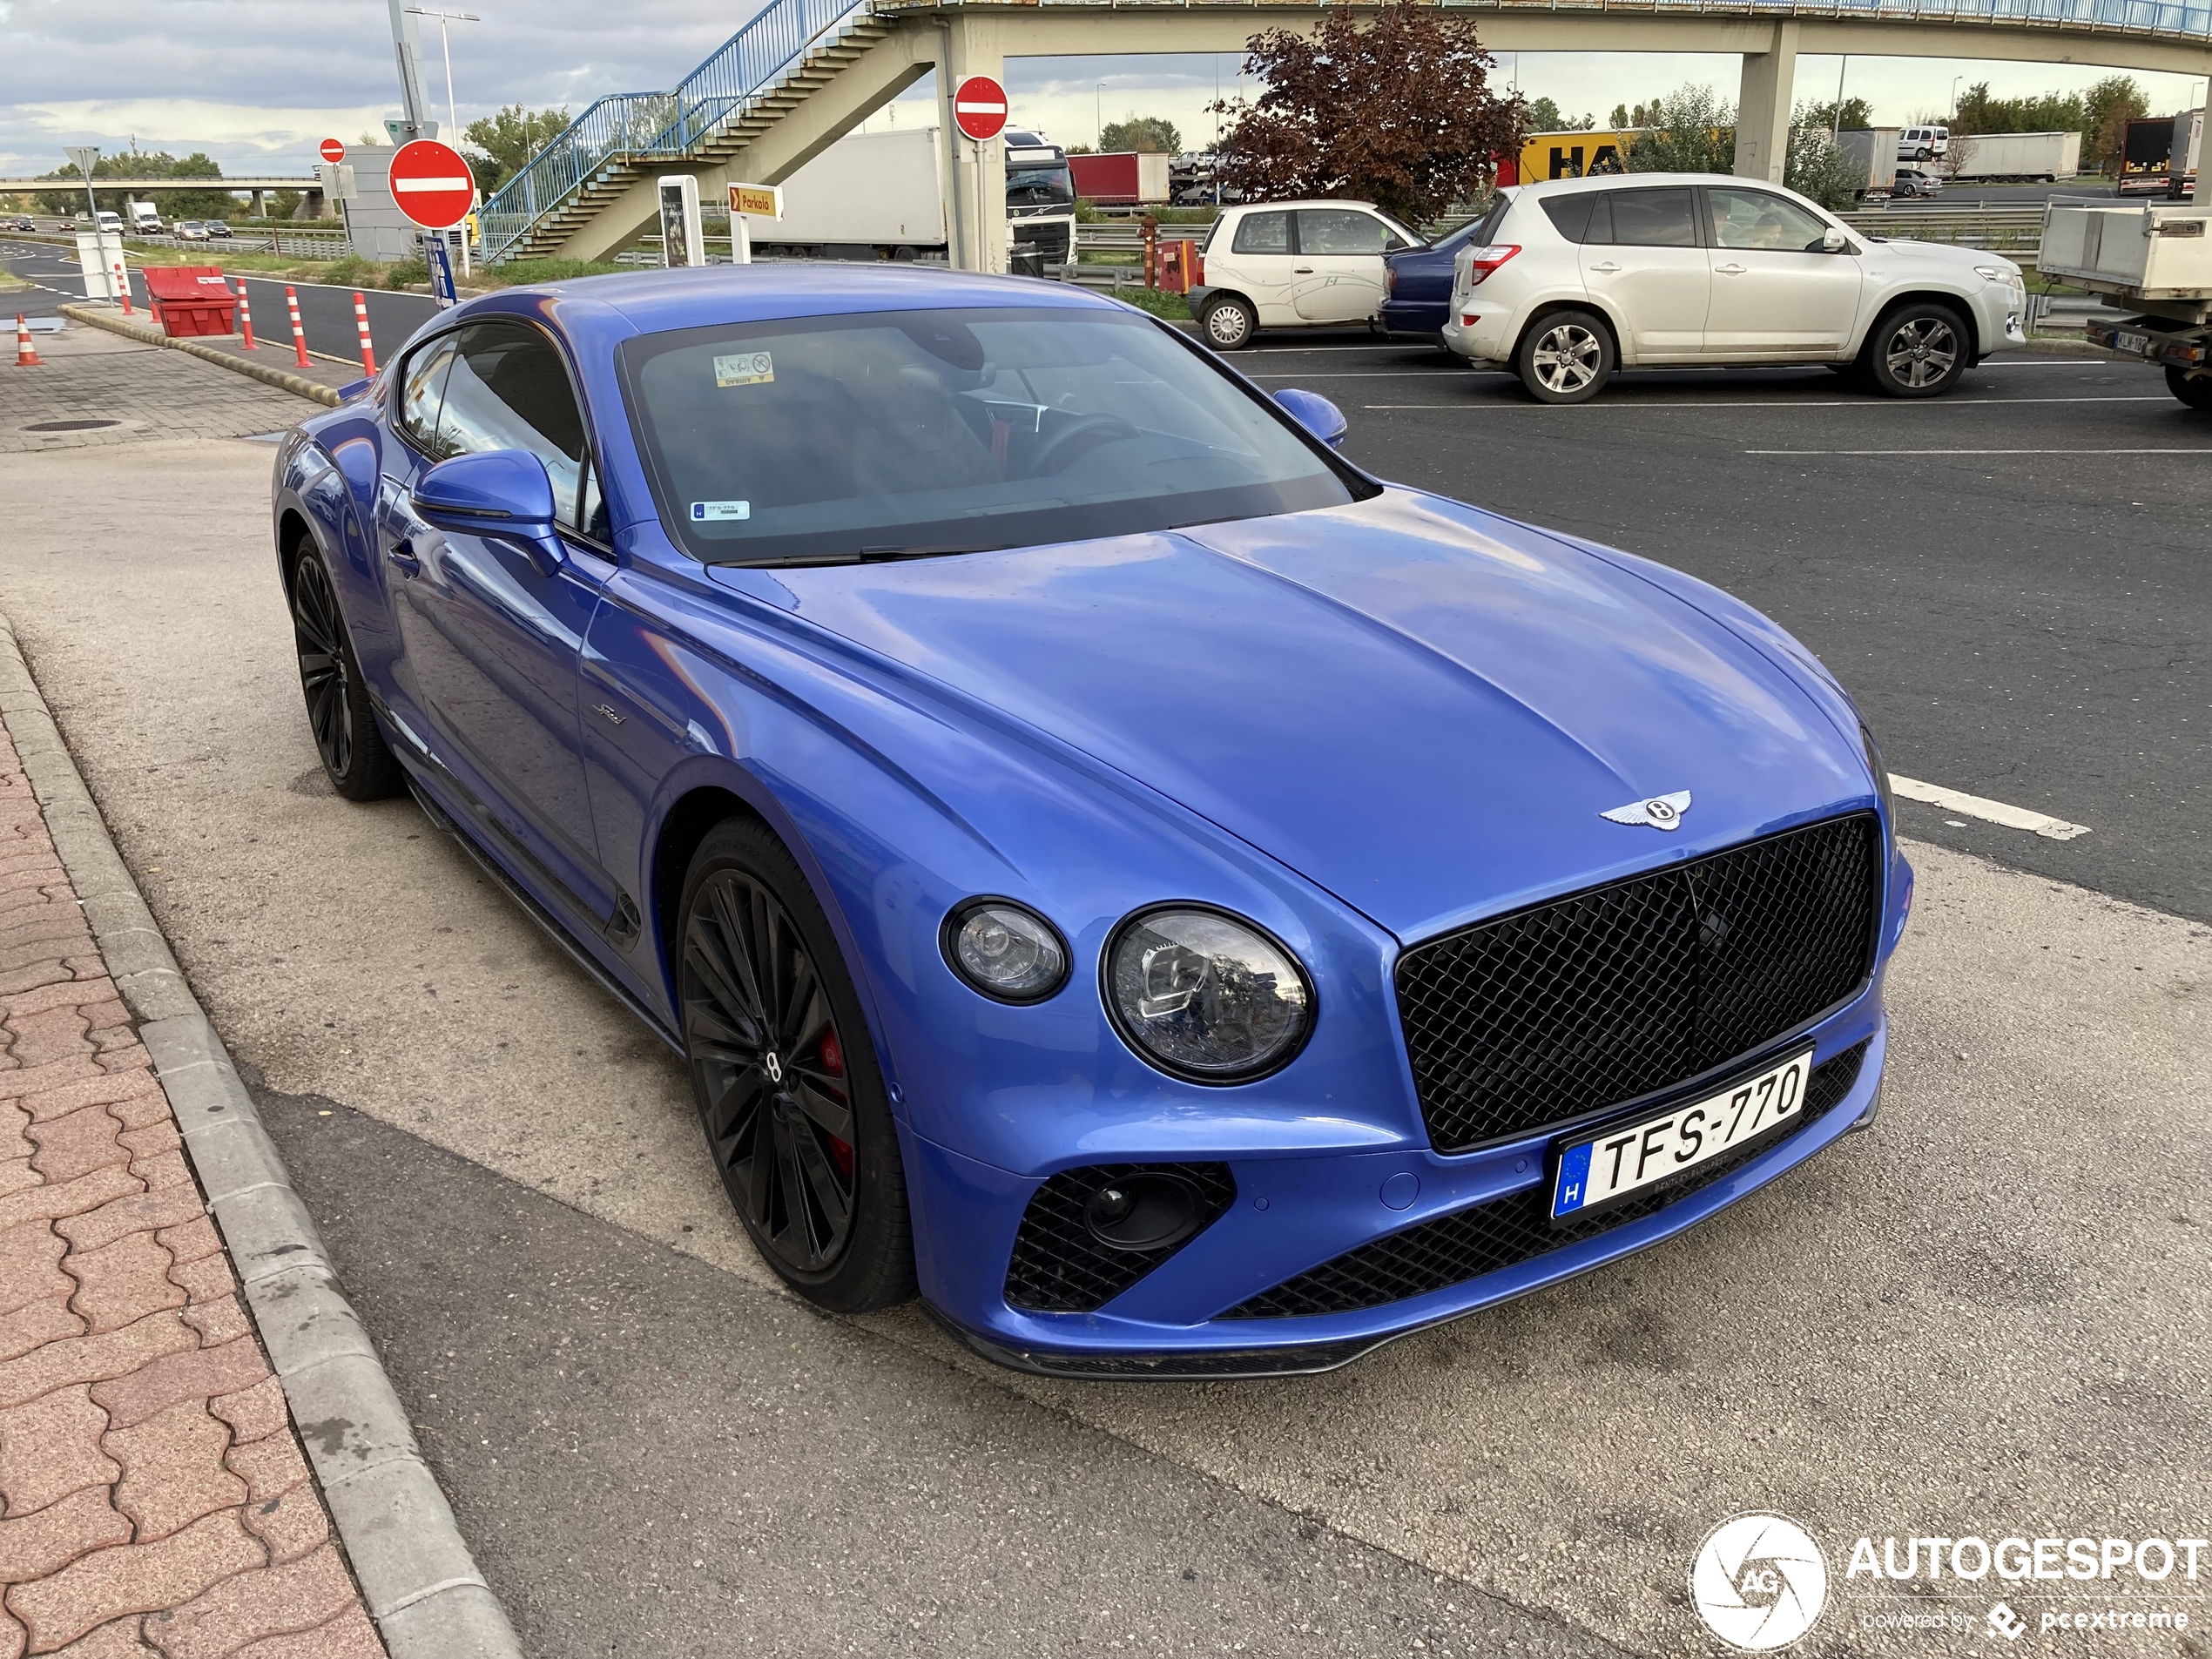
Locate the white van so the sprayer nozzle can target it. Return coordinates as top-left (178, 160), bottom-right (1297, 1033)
top-left (93, 210), bottom-right (124, 234)
top-left (1898, 126), bottom-right (1951, 162)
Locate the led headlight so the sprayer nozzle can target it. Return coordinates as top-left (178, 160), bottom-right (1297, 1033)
top-left (944, 900), bottom-right (1069, 1003)
top-left (1104, 906), bottom-right (1312, 1082)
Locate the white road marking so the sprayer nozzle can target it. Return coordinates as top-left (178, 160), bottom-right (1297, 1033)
top-left (1751, 447), bottom-right (2209, 455)
top-left (1890, 775), bottom-right (2091, 840)
top-left (1360, 395), bottom-right (2171, 409)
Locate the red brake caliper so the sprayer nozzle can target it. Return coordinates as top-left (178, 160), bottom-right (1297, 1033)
top-left (819, 1030), bottom-right (854, 1177)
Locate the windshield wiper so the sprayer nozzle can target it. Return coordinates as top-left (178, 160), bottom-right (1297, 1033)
top-left (715, 543), bottom-right (1010, 570)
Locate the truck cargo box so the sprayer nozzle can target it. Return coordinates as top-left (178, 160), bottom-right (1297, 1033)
top-left (1069, 152), bottom-right (1170, 205)
top-left (1951, 132), bottom-right (2080, 181)
top-left (2039, 199), bottom-right (2211, 300)
top-left (765, 128), bottom-right (948, 252)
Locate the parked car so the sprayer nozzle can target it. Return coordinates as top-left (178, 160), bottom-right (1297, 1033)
top-left (1890, 169), bottom-right (1943, 199)
top-left (1898, 125), bottom-right (1950, 162)
top-left (273, 266), bottom-right (1906, 1378)
top-left (1442, 172), bottom-right (2026, 402)
top-left (1380, 206), bottom-right (1505, 340)
top-left (1191, 199), bottom-right (1426, 348)
top-left (174, 220), bottom-right (211, 241)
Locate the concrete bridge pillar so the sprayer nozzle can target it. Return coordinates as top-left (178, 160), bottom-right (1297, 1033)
top-left (1733, 21), bottom-right (1799, 185)
top-left (934, 13), bottom-right (1008, 273)
top-left (249, 190), bottom-right (266, 218)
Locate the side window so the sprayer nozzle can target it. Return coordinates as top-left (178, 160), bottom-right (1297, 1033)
top-left (1708, 187), bottom-right (1829, 253)
top-left (1231, 211), bottom-right (1291, 255)
top-left (395, 336), bottom-right (459, 455)
top-left (1540, 193), bottom-right (1601, 244)
top-left (1604, 188), bottom-right (1698, 247)
top-left (435, 321), bottom-right (591, 534)
top-left (1298, 209), bottom-right (1392, 255)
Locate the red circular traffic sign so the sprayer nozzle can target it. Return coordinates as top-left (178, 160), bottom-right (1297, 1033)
top-left (953, 76), bottom-right (1008, 142)
top-left (319, 138), bottom-right (347, 165)
top-left (388, 138), bottom-right (475, 230)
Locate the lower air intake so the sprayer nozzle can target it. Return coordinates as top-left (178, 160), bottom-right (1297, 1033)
top-left (1005, 1163), bottom-right (1236, 1313)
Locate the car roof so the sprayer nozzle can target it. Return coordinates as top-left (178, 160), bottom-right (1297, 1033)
top-left (1509, 172), bottom-right (1804, 199)
top-left (1222, 199), bottom-right (1381, 213)
top-left (470, 262), bottom-right (1136, 339)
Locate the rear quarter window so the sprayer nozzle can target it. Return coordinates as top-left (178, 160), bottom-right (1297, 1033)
top-left (1231, 212), bottom-right (1291, 255)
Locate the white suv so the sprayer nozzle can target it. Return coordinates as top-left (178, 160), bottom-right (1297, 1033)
top-left (1442, 173), bottom-right (2027, 402)
top-left (1191, 200), bottom-right (1423, 348)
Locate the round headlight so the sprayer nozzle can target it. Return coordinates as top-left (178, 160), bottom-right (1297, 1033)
top-left (944, 900), bottom-right (1069, 1003)
top-left (1104, 906), bottom-right (1312, 1082)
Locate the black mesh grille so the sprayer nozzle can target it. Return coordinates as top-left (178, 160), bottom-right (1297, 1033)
top-left (1397, 814), bottom-right (1881, 1153)
top-left (1005, 1163), bottom-right (1236, 1313)
top-left (1223, 1041), bottom-right (1866, 1320)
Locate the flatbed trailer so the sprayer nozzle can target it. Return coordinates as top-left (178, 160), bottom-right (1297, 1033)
top-left (2040, 198), bottom-right (2212, 408)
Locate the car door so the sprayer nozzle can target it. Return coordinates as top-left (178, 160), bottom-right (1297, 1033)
top-left (380, 317), bottom-right (621, 927)
top-left (1221, 210), bottom-right (1298, 324)
top-left (1291, 207), bottom-right (1404, 321)
top-left (1700, 186), bottom-right (1864, 358)
top-left (1579, 186), bottom-right (1710, 361)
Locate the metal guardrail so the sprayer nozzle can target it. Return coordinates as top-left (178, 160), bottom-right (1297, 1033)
top-left (476, 0), bottom-right (873, 262)
top-left (1838, 205), bottom-right (2046, 248)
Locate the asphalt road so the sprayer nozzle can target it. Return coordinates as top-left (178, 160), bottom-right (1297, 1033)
top-left (1233, 341), bottom-right (2211, 923)
top-left (0, 347), bottom-right (2205, 1656)
top-left (0, 239), bottom-right (441, 365)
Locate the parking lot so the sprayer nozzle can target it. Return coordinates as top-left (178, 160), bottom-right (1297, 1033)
top-left (1, 320), bottom-right (2206, 1656)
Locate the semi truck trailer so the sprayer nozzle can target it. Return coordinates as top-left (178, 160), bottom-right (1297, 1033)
top-left (1069, 152), bottom-right (1171, 206)
top-left (1948, 131), bottom-right (2081, 182)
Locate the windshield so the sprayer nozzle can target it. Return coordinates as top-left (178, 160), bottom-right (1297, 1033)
top-left (622, 306), bottom-right (1364, 566)
top-left (1006, 164), bottom-right (1074, 206)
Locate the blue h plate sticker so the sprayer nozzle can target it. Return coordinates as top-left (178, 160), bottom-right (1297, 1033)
top-left (690, 501), bottom-right (750, 522)
top-left (1550, 1046), bottom-right (1813, 1224)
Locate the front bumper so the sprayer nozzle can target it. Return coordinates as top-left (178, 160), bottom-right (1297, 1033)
top-left (912, 992), bottom-right (1896, 1379)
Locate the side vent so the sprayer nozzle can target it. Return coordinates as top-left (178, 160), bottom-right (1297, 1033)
top-left (607, 891), bottom-right (643, 951)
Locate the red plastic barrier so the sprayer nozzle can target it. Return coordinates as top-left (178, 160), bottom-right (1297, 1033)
top-left (142, 266), bottom-right (239, 338)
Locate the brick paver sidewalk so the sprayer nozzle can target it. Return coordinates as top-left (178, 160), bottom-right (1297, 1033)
top-left (0, 718), bottom-right (382, 1657)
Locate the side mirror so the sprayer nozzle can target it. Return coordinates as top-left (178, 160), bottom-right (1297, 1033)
top-left (1272, 388), bottom-right (1349, 450)
top-left (410, 450), bottom-right (563, 571)
top-left (1820, 226), bottom-right (1850, 253)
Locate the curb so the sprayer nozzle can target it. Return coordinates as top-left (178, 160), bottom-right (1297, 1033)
top-left (57, 303), bottom-right (344, 407)
top-left (0, 615), bottom-right (523, 1659)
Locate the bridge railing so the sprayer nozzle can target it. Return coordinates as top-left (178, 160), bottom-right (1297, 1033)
top-left (477, 0), bottom-right (871, 262)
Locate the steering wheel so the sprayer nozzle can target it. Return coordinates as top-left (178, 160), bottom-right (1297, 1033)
top-left (1031, 413), bottom-right (1141, 475)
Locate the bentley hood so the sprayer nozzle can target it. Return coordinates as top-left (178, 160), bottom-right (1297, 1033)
top-left (748, 491), bottom-right (1871, 941)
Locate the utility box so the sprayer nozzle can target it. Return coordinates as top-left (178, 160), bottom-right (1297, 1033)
top-left (143, 266), bottom-right (239, 336)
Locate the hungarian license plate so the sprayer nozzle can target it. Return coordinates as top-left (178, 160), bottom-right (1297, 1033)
top-left (2112, 330), bottom-right (2152, 355)
top-left (1550, 1047), bottom-right (1815, 1224)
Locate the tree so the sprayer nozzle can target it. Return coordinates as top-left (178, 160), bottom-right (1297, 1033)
top-left (1625, 84), bottom-right (1735, 173)
top-left (1208, 0), bottom-right (1523, 222)
top-left (2081, 74), bottom-right (2148, 173)
top-left (1099, 115), bottom-right (1180, 154)
top-left (1525, 97), bottom-right (1593, 133)
top-left (1939, 132), bottom-right (1979, 183)
top-left (462, 105), bottom-right (573, 196)
top-left (1952, 82), bottom-right (2088, 137)
top-left (1785, 118), bottom-right (1868, 210)
top-left (1800, 96), bottom-right (1876, 133)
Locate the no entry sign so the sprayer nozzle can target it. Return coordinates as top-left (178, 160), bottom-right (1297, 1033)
top-left (953, 76), bottom-right (1008, 142)
top-left (388, 138), bottom-right (475, 230)
top-left (319, 138), bottom-right (347, 165)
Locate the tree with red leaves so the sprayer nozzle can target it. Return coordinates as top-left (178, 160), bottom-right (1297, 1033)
top-left (1208, 1), bottom-right (1525, 223)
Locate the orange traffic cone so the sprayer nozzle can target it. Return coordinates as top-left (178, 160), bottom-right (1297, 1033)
top-left (14, 314), bottom-right (41, 367)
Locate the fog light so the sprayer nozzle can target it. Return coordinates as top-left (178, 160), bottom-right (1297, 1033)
top-left (1083, 1172), bottom-right (1202, 1252)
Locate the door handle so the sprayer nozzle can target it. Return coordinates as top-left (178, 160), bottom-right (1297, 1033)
top-left (1589, 261), bottom-right (1621, 273)
top-left (1293, 266), bottom-right (1313, 273)
top-left (387, 538), bottom-right (421, 576)
top-left (1716, 262), bottom-right (1747, 275)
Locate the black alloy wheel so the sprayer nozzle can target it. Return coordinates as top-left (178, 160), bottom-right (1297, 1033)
top-left (1866, 303), bottom-right (1969, 397)
top-left (678, 818), bottom-right (914, 1311)
top-left (289, 540), bottom-right (401, 800)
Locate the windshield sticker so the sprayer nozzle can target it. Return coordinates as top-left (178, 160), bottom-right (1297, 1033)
top-left (690, 501), bottom-right (751, 522)
top-left (714, 351), bottom-right (774, 388)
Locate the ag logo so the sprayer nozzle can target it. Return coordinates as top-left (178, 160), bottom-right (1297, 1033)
top-left (1689, 1512), bottom-right (1829, 1651)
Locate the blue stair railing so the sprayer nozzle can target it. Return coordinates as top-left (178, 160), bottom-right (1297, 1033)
top-left (476, 0), bottom-right (872, 262)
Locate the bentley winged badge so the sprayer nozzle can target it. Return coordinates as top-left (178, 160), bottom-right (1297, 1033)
top-left (1600, 790), bottom-right (1691, 831)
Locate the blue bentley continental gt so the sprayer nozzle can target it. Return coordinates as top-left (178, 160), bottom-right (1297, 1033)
top-left (273, 266), bottom-right (1910, 1378)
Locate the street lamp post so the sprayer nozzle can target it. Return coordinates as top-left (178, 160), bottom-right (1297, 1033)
top-left (1950, 76), bottom-right (1963, 124)
top-left (1097, 84), bottom-right (1107, 149)
top-left (405, 7), bottom-right (481, 275)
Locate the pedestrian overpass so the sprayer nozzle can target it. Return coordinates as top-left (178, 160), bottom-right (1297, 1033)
top-left (478, 0), bottom-right (2212, 273)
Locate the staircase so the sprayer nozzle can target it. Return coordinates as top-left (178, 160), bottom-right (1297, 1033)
top-left (477, 0), bottom-right (895, 265)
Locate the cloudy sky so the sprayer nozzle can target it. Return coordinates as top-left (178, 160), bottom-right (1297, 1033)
top-left (3, 0), bottom-right (2205, 179)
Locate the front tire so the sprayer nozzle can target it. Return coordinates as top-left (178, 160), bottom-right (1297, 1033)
top-left (1201, 294), bottom-right (1257, 350)
top-left (1515, 310), bottom-right (1615, 403)
top-left (2166, 366), bottom-right (2212, 409)
top-left (288, 537), bottom-right (401, 801)
top-left (678, 818), bottom-right (914, 1312)
top-left (1865, 303), bottom-right (1970, 397)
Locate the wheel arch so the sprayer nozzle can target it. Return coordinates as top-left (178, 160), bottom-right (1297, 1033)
top-left (1851, 287), bottom-right (1981, 358)
top-left (1511, 298), bottom-right (1625, 367)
